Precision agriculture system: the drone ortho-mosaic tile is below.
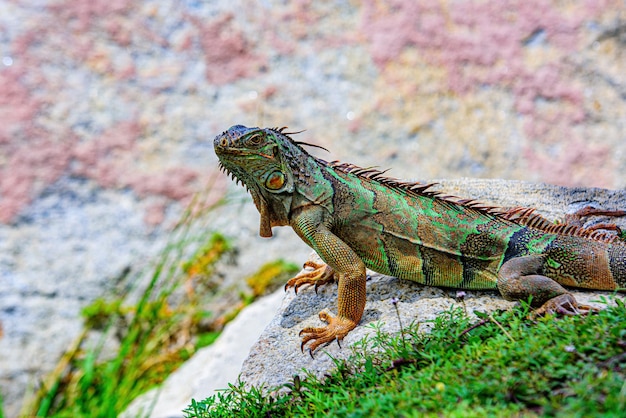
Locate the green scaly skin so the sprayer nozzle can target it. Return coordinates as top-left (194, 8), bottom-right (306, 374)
top-left (214, 125), bottom-right (626, 354)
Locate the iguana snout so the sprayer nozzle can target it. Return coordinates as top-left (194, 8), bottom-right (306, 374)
top-left (213, 125), bottom-right (297, 238)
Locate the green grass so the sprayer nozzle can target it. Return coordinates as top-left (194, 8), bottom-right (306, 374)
top-left (25, 188), bottom-right (230, 418)
top-left (23, 181), bottom-right (298, 418)
top-left (184, 298), bottom-right (626, 417)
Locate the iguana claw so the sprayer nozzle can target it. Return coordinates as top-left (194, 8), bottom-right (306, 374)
top-left (285, 261), bottom-right (335, 294)
top-left (533, 293), bottom-right (598, 317)
top-left (299, 311), bottom-right (357, 356)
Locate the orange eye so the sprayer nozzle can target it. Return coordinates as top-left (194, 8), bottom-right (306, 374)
top-left (265, 171), bottom-right (285, 190)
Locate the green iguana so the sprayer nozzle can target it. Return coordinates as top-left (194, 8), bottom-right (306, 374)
top-left (214, 125), bottom-right (626, 354)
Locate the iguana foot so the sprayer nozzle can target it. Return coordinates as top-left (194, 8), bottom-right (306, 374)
top-left (299, 311), bottom-right (357, 356)
top-left (533, 294), bottom-right (597, 316)
top-left (498, 255), bottom-right (600, 317)
top-left (285, 261), bottom-right (335, 293)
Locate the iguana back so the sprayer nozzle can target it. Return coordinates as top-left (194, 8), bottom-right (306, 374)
top-left (324, 162), bottom-right (626, 291)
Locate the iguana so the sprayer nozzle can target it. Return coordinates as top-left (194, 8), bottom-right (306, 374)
top-left (214, 125), bottom-right (626, 354)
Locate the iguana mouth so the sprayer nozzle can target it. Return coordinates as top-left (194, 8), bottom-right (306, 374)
top-left (216, 148), bottom-right (256, 157)
top-left (217, 162), bottom-right (244, 187)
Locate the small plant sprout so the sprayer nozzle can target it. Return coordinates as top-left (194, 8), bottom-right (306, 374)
top-left (456, 290), bottom-right (467, 314)
top-left (390, 297), bottom-right (407, 350)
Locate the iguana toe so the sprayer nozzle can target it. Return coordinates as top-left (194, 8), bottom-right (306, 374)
top-left (533, 294), bottom-right (598, 316)
top-left (299, 311), bottom-right (357, 356)
top-left (285, 262), bottom-right (335, 293)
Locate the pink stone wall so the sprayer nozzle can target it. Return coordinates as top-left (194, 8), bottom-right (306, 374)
top-left (0, 0), bottom-right (624, 224)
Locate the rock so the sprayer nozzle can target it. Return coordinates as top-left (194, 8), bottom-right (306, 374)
top-left (241, 270), bottom-right (624, 394)
top-left (240, 268), bottom-right (513, 390)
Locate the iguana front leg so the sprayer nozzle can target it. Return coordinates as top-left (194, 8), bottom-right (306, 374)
top-left (290, 208), bottom-right (367, 354)
top-left (497, 255), bottom-right (593, 315)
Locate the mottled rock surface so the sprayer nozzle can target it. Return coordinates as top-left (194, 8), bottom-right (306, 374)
top-left (241, 271), bottom-right (624, 394)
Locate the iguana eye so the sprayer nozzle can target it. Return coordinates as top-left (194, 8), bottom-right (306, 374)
top-left (265, 171), bottom-right (285, 190)
top-left (246, 133), bottom-right (263, 146)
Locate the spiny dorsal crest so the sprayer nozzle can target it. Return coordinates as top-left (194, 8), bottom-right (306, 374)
top-left (327, 161), bottom-right (504, 216)
top-left (330, 162), bottom-right (623, 243)
top-left (502, 207), bottom-right (621, 244)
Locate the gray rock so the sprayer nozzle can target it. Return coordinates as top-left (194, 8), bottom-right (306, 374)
top-left (241, 270), bottom-right (624, 393)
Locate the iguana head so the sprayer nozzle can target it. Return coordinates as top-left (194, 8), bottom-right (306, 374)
top-left (214, 125), bottom-right (332, 238)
